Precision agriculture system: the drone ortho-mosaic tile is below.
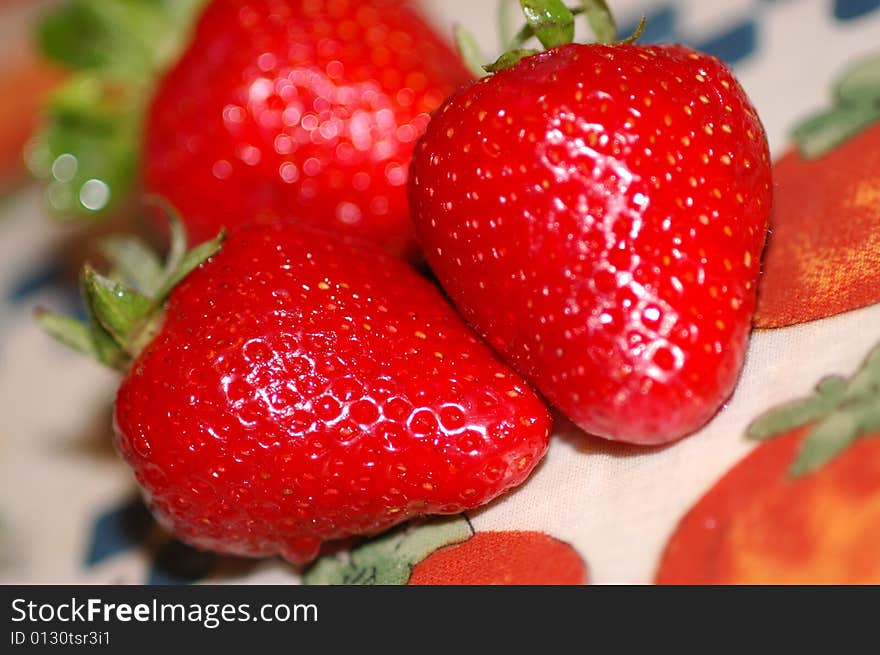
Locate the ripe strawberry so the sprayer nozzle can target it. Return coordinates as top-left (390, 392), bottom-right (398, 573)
top-left (39, 215), bottom-right (551, 564)
top-left (32, 0), bottom-right (473, 259)
top-left (409, 3), bottom-right (772, 445)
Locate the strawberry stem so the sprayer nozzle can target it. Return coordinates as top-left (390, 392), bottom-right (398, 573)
top-left (520, 0), bottom-right (576, 49)
top-left (482, 1), bottom-right (645, 74)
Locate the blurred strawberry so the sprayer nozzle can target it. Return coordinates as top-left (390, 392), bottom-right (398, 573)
top-left (30, 0), bottom-right (472, 258)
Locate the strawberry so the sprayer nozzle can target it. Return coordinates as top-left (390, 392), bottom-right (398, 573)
top-left (38, 213), bottom-right (551, 564)
top-left (409, 1), bottom-right (772, 445)
top-left (31, 0), bottom-right (473, 259)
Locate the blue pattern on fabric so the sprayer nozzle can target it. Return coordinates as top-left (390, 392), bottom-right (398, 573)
top-left (7, 261), bottom-right (65, 304)
top-left (84, 498), bottom-right (154, 566)
top-left (619, 5), bottom-right (759, 66)
top-left (696, 20), bottom-right (758, 66)
top-left (834, 0), bottom-right (880, 20)
top-left (615, 0), bottom-right (880, 68)
top-left (147, 540), bottom-right (217, 585)
top-left (633, 5), bottom-right (679, 44)
top-left (5, 260), bottom-right (82, 319)
top-left (85, 496), bottom-right (217, 584)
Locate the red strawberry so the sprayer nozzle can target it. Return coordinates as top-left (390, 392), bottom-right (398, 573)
top-left (33, 0), bottom-right (473, 259)
top-left (39, 216), bottom-right (551, 564)
top-left (409, 4), bottom-right (772, 445)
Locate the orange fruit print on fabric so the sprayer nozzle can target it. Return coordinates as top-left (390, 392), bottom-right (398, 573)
top-left (408, 531), bottom-right (588, 585)
top-left (754, 121), bottom-right (880, 328)
top-left (302, 518), bottom-right (588, 585)
top-left (754, 52), bottom-right (880, 328)
top-left (655, 428), bottom-right (880, 584)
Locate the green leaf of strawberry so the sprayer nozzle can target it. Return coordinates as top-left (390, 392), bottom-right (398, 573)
top-left (303, 516), bottom-right (474, 585)
top-left (38, 0), bottom-right (205, 72)
top-left (748, 376), bottom-right (848, 439)
top-left (99, 236), bottom-right (165, 294)
top-left (34, 310), bottom-right (101, 360)
top-left (578, 0), bottom-right (617, 44)
top-left (82, 266), bottom-right (154, 351)
top-left (454, 24), bottom-right (489, 79)
top-left (36, 202), bottom-right (223, 370)
top-left (747, 344), bottom-right (880, 476)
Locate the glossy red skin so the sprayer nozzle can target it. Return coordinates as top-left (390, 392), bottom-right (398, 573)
top-left (113, 223), bottom-right (551, 564)
top-left (143, 0), bottom-right (472, 259)
top-left (410, 44), bottom-right (772, 445)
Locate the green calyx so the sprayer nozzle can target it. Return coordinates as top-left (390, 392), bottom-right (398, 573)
top-left (456, 0), bottom-right (645, 76)
top-left (36, 200), bottom-right (224, 371)
top-left (747, 343), bottom-right (880, 477)
top-left (28, 0), bottom-right (207, 221)
top-left (791, 53), bottom-right (880, 159)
